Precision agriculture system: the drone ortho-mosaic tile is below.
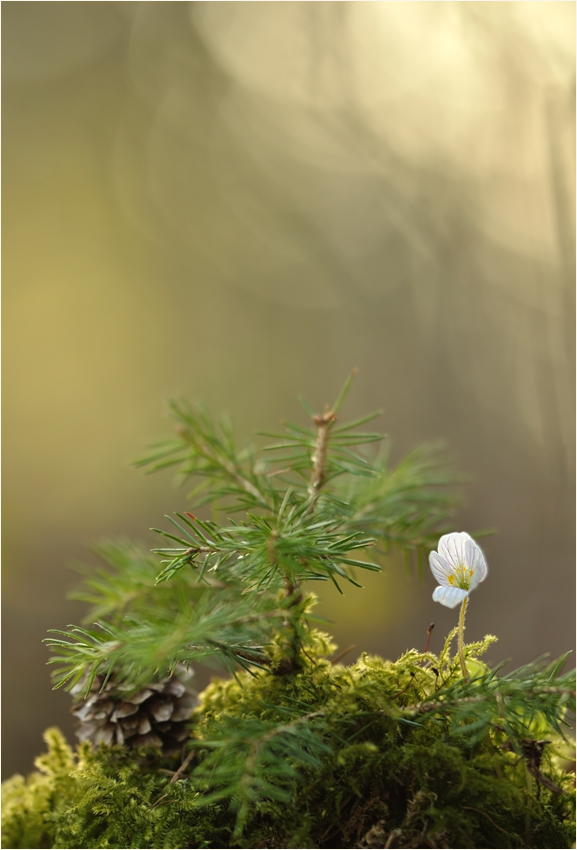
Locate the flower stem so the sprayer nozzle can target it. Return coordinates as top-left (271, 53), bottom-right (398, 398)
top-left (458, 597), bottom-right (469, 678)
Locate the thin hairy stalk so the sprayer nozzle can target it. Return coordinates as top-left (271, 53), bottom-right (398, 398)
top-left (458, 597), bottom-right (469, 678)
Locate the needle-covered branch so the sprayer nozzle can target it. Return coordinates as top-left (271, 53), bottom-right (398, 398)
top-left (135, 400), bottom-right (273, 513)
top-left (152, 505), bottom-right (377, 592)
top-left (188, 711), bottom-right (331, 838)
top-left (47, 379), bottom-right (464, 697)
top-left (45, 590), bottom-right (308, 695)
top-left (402, 653), bottom-right (575, 745)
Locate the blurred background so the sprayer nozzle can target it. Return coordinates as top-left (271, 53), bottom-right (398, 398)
top-left (2, 1), bottom-right (575, 779)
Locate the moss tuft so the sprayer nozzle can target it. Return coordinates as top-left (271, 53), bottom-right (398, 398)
top-left (3, 639), bottom-right (575, 849)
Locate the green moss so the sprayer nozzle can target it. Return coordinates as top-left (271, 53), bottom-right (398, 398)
top-left (1, 729), bottom-right (76, 849)
top-left (3, 640), bottom-right (575, 849)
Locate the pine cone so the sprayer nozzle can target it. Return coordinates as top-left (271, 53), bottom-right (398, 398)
top-left (70, 667), bottom-right (198, 754)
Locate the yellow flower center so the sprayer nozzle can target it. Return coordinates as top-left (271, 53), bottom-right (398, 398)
top-left (448, 566), bottom-right (474, 590)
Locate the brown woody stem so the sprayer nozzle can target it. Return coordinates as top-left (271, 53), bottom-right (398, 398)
top-left (308, 408), bottom-right (337, 507)
top-left (278, 407), bottom-right (336, 672)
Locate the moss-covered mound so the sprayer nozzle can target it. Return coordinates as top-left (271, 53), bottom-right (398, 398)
top-left (2, 638), bottom-right (575, 849)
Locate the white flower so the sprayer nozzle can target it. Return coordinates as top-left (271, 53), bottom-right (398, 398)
top-left (429, 532), bottom-right (488, 609)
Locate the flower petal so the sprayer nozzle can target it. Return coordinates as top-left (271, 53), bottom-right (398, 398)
top-left (466, 538), bottom-right (488, 590)
top-left (429, 552), bottom-right (453, 586)
top-left (438, 532), bottom-right (472, 569)
top-left (432, 585), bottom-right (469, 608)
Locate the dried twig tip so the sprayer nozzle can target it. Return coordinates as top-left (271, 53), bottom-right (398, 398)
top-left (423, 623), bottom-right (435, 654)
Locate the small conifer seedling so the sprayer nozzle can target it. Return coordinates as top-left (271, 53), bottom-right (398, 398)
top-left (2, 376), bottom-right (575, 849)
